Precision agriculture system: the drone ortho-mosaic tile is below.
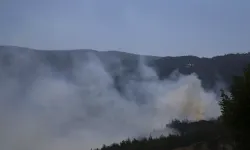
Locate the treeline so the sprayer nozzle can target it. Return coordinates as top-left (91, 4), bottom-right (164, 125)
top-left (92, 119), bottom-right (231, 150)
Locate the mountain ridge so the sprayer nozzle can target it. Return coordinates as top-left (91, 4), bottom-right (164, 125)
top-left (0, 45), bottom-right (250, 91)
top-left (1, 45), bottom-right (249, 58)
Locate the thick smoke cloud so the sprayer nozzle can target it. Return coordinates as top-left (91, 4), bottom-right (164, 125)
top-left (0, 51), bottom-right (221, 150)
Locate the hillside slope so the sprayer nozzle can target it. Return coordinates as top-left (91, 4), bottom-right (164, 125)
top-left (0, 46), bottom-right (249, 91)
top-left (151, 53), bottom-right (250, 89)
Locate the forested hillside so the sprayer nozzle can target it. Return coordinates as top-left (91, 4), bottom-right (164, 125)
top-left (92, 119), bottom-right (232, 150)
top-left (91, 64), bottom-right (250, 150)
top-left (0, 46), bottom-right (249, 91)
top-left (150, 53), bottom-right (250, 89)
top-left (0, 46), bottom-right (249, 150)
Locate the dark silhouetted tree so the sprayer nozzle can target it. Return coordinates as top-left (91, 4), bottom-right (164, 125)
top-left (219, 64), bottom-right (250, 150)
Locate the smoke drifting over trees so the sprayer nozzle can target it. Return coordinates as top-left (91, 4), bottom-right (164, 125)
top-left (0, 46), bottom-right (247, 150)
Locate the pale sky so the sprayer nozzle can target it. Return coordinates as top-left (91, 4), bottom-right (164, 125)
top-left (1, 0), bottom-right (250, 57)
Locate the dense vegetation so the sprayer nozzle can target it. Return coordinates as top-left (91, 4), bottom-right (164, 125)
top-left (92, 119), bottom-right (231, 150)
top-left (92, 64), bottom-right (250, 150)
top-left (219, 64), bottom-right (250, 150)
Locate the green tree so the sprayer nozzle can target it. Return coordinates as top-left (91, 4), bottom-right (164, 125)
top-left (219, 64), bottom-right (250, 150)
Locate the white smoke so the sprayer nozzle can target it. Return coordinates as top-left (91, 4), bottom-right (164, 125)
top-left (0, 52), bottom-right (221, 150)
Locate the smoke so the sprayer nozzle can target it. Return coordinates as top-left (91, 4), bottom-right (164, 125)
top-left (0, 51), bottom-right (221, 150)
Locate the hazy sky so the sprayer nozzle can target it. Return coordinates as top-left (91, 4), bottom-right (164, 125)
top-left (1, 0), bottom-right (250, 57)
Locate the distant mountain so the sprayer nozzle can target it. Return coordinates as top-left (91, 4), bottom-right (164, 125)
top-left (0, 45), bottom-right (249, 91)
top-left (150, 53), bottom-right (250, 89)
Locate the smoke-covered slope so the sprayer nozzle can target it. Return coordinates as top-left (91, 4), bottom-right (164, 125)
top-left (0, 45), bottom-right (248, 150)
top-left (1, 45), bottom-right (249, 90)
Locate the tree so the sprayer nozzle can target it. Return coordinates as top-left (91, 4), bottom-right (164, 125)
top-left (219, 64), bottom-right (250, 150)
